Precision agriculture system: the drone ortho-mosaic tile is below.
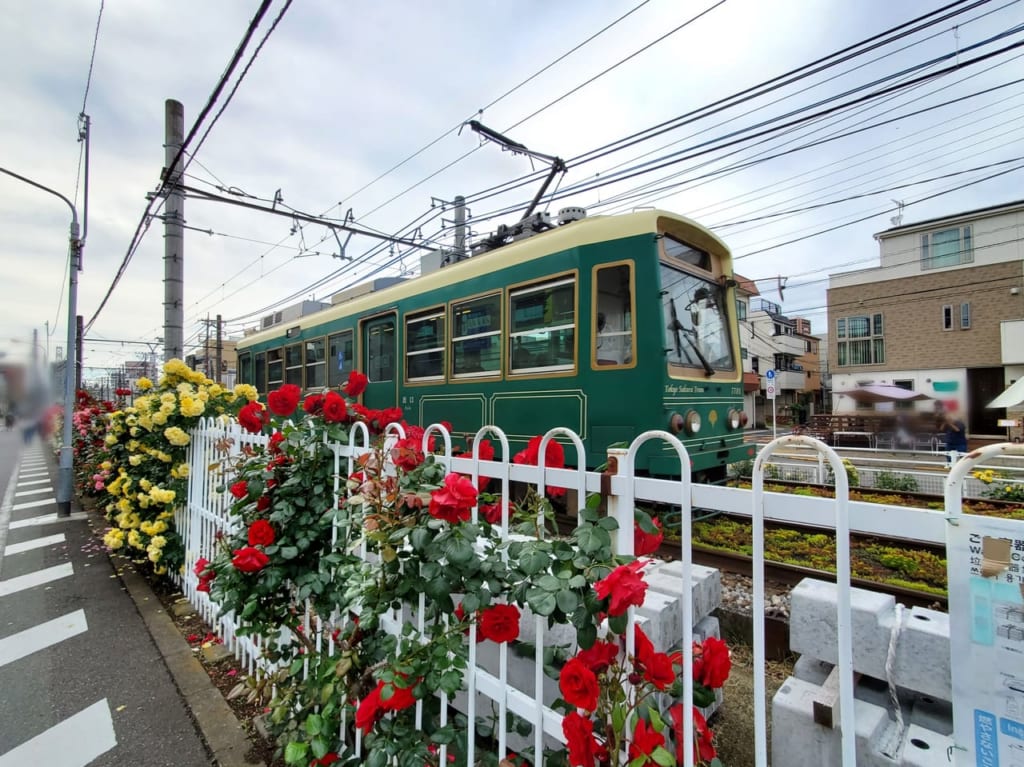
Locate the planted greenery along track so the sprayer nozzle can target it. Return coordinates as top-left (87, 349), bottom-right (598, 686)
top-left (690, 517), bottom-right (949, 597)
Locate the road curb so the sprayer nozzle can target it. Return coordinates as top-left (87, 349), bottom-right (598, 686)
top-left (92, 512), bottom-right (261, 767)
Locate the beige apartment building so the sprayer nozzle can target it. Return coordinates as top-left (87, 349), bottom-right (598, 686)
top-left (827, 199), bottom-right (1024, 437)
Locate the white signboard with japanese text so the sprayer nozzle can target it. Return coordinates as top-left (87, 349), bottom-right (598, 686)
top-left (947, 512), bottom-right (1024, 765)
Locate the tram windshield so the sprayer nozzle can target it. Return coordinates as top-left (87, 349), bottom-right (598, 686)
top-left (660, 263), bottom-right (735, 374)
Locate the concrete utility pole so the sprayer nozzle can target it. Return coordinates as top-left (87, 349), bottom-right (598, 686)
top-left (454, 195), bottom-right (467, 262)
top-left (215, 314), bottom-right (223, 384)
top-left (163, 99), bottom-right (185, 362)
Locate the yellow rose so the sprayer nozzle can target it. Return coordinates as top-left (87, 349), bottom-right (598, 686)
top-left (147, 547), bottom-right (163, 563)
top-left (117, 497), bottom-right (133, 514)
top-left (103, 529), bottom-right (125, 550)
top-left (233, 383), bottom-right (259, 402)
top-left (137, 377), bottom-right (153, 391)
top-left (152, 411), bottom-right (168, 426)
top-left (179, 396), bottom-right (205, 418)
top-left (171, 463), bottom-right (190, 479)
top-left (129, 454), bottom-right (143, 466)
top-left (127, 530), bottom-right (143, 549)
top-left (164, 426), bottom-right (190, 446)
top-left (105, 433), bottom-right (118, 446)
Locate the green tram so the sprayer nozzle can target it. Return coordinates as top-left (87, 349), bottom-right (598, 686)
top-left (235, 209), bottom-right (754, 480)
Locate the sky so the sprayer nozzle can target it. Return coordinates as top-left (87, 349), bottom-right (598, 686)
top-left (1, 0), bottom-right (1022, 378)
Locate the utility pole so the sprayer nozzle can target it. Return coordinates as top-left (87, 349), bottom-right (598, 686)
top-left (454, 195), bottom-right (467, 262)
top-left (215, 314), bottom-right (223, 384)
top-left (75, 315), bottom-right (83, 392)
top-left (163, 99), bottom-right (185, 362)
top-left (204, 313), bottom-right (211, 377)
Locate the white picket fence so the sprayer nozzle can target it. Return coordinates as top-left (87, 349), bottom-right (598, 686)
top-left (180, 418), bottom-right (861, 766)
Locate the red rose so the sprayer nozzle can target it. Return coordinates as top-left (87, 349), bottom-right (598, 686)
top-left (559, 657), bottom-right (600, 712)
top-left (355, 685), bottom-right (383, 735)
top-left (694, 636), bottom-right (731, 689)
top-left (238, 401), bottom-right (269, 434)
top-left (268, 431), bottom-right (285, 455)
top-left (513, 435), bottom-right (566, 497)
top-left (562, 711), bottom-right (597, 767)
top-left (629, 718), bottom-right (665, 765)
top-left (671, 705), bottom-right (716, 764)
top-left (474, 438), bottom-right (495, 490)
top-left (247, 519), bottom-right (275, 547)
top-left (594, 560), bottom-right (648, 616)
top-left (322, 391), bottom-right (348, 423)
top-left (379, 677), bottom-right (417, 712)
top-left (428, 473), bottom-right (478, 525)
top-left (193, 557), bottom-right (210, 577)
top-left (256, 495), bottom-right (271, 512)
top-left (576, 639), bottom-right (619, 673)
top-left (231, 546), bottom-right (269, 573)
top-left (479, 500), bottom-right (513, 525)
top-left (343, 370), bottom-right (368, 397)
top-left (310, 753), bottom-right (339, 766)
top-left (634, 517), bottom-right (664, 556)
top-left (229, 480), bottom-right (249, 500)
top-left (196, 577), bottom-right (212, 593)
top-left (643, 650), bottom-right (675, 691)
top-left (267, 384), bottom-right (301, 417)
top-left (380, 407), bottom-right (404, 428)
top-left (478, 604), bottom-right (520, 643)
top-left (391, 437), bottom-right (424, 471)
top-left (303, 394), bottom-right (324, 415)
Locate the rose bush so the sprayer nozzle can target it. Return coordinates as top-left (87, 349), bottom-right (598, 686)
top-left (195, 381), bottom-right (731, 767)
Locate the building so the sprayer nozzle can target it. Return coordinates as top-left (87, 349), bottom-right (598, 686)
top-left (735, 275), bottom-right (822, 427)
top-left (827, 199), bottom-right (1024, 437)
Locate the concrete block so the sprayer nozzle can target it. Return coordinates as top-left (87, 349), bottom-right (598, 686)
top-left (637, 561), bottom-right (721, 654)
top-left (772, 667), bottom-right (954, 767)
top-left (789, 579), bottom-right (950, 702)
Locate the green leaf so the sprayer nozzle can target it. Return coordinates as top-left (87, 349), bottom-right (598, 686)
top-left (311, 734), bottom-right (330, 760)
top-left (651, 747), bottom-right (675, 767)
top-left (692, 686), bottom-right (716, 709)
top-left (280, 545), bottom-right (299, 560)
top-left (461, 592), bottom-right (480, 614)
top-left (568, 574), bottom-right (587, 589)
top-left (608, 612), bottom-right (628, 635)
top-left (305, 713), bottom-right (323, 736)
top-left (538, 574), bottom-right (561, 592)
top-left (445, 537), bottom-right (475, 566)
top-left (611, 703), bottom-right (626, 734)
top-left (648, 706), bottom-right (665, 732)
top-left (520, 548), bottom-right (550, 575)
top-left (576, 622), bottom-right (597, 650)
top-left (584, 493), bottom-right (602, 511)
top-left (525, 588), bottom-right (557, 616)
top-left (575, 525), bottom-right (611, 554)
top-left (555, 589), bottom-right (579, 614)
top-left (597, 516), bottom-right (619, 531)
top-left (410, 526), bottom-right (431, 552)
top-left (284, 740), bottom-right (309, 765)
top-left (430, 726), bottom-right (456, 745)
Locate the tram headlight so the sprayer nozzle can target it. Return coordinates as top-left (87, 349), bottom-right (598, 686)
top-left (684, 410), bottom-right (701, 435)
top-left (740, 410), bottom-right (749, 426)
top-left (727, 409), bottom-right (742, 430)
top-left (668, 412), bottom-right (684, 433)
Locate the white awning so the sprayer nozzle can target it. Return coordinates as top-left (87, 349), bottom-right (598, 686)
top-left (988, 377), bottom-right (1024, 409)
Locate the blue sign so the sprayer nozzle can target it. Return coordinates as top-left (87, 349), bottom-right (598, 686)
top-left (766, 369), bottom-right (775, 380)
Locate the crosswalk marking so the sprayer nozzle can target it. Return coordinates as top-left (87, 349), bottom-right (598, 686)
top-left (9, 514), bottom-right (57, 530)
top-left (15, 479), bottom-right (50, 487)
top-left (15, 487), bottom-right (53, 498)
top-left (5, 533), bottom-right (65, 555)
top-left (0, 609), bottom-right (88, 668)
top-left (12, 499), bottom-right (53, 511)
top-left (0, 698), bottom-right (117, 767)
top-left (0, 563), bottom-right (74, 597)
top-left (16, 472), bottom-right (48, 480)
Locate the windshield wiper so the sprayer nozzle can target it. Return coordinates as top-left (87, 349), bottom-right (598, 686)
top-left (683, 329), bottom-right (715, 377)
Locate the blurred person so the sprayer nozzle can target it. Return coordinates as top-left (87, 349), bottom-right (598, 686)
top-left (941, 409), bottom-right (968, 463)
top-left (20, 376), bottom-right (49, 444)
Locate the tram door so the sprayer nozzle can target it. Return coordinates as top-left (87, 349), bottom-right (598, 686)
top-left (360, 314), bottom-right (397, 411)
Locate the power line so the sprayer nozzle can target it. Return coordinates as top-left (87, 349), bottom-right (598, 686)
top-left (80, 0), bottom-right (104, 114)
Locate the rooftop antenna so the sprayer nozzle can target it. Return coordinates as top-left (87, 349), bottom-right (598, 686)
top-left (890, 199), bottom-right (905, 227)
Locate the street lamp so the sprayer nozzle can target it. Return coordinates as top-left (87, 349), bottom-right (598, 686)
top-left (1, 167), bottom-right (82, 518)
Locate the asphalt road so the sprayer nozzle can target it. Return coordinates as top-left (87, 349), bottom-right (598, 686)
top-left (0, 427), bottom-right (214, 766)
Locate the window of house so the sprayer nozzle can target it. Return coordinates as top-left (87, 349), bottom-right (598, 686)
top-left (942, 304), bottom-right (954, 331)
top-left (285, 343), bottom-right (303, 387)
top-left (452, 294), bottom-right (501, 377)
top-left (960, 302), bottom-right (971, 329)
top-left (736, 300), bottom-right (747, 321)
top-left (305, 338), bottom-right (326, 388)
top-left (327, 331), bottom-right (354, 388)
top-left (921, 225), bottom-right (972, 270)
top-left (594, 264), bottom-right (633, 367)
top-left (407, 310), bottom-right (445, 381)
top-left (267, 349), bottom-right (283, 387)
top-left (836, 313), bottom-right (884, 366)
top-left (511, 277), bottom-right (575, 373)
top-left (751, 356), bottom-right (760, 373)
top-left (741, 347), bottom-right (748, 359)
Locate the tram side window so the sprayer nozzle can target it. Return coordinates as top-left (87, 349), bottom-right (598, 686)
top-left (407, 311), bottom-right (444, 381)
top-left (285, 344), bottom-right (303, 387)
top-left (267, 349), bottom-right (283, 388)
top-left (327, 331), bottom-right (354, 388)
top-left (594, 264), bottom-right (634, 366)
top-left (452, 294), bottom-right (501, 377)
top-left (367, 321), bottom-right (395, 382)
top-left (305, 338), bottom-right (326, 388)
top-left (255, 352), bottom-right (266, 393)
top-left (238, 353), bottom-right (252, 385)
top-left (509, 277), bottom-right (575, 374)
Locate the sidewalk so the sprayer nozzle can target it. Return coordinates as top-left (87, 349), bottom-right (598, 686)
top-left (0, 431), bottom-right (255, 766)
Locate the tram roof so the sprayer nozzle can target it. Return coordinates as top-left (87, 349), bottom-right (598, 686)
top-left (238, 208), bottom-right (728, 348)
